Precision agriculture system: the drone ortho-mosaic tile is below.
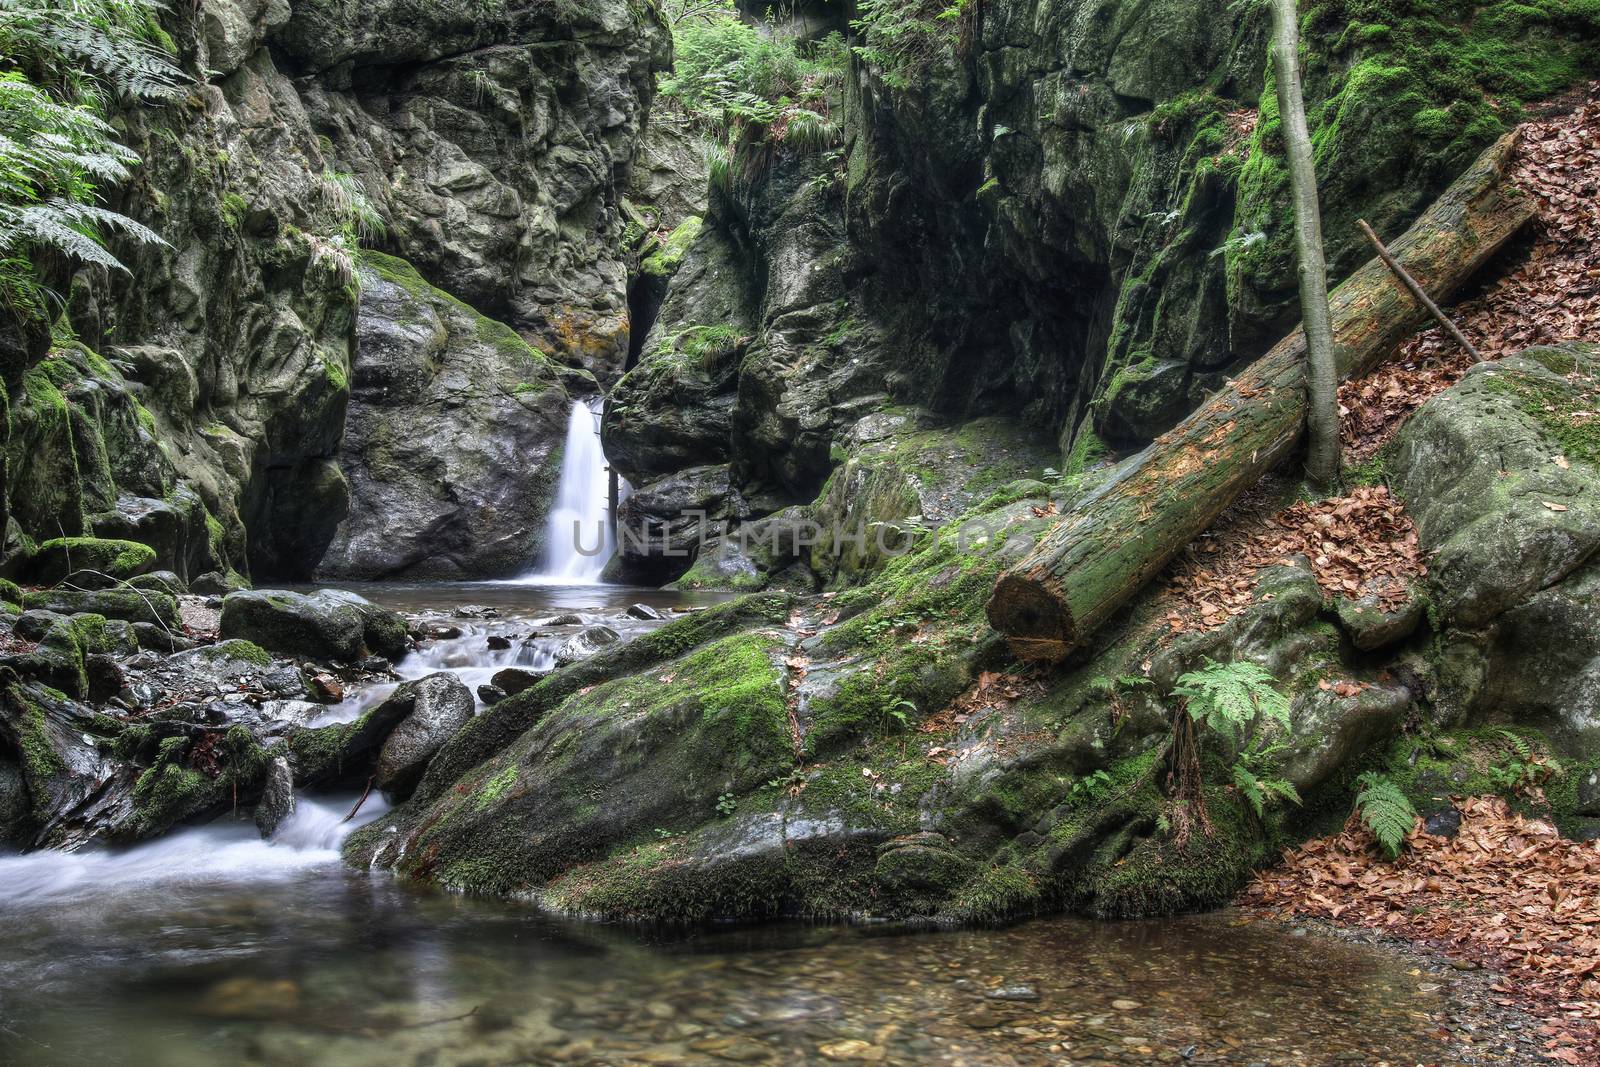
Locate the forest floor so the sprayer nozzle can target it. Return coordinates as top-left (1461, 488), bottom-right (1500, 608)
top-left (1218, 83), bottom-right (1600, 1066)
top-left (1242, 799), bottom-right (1600, 1064)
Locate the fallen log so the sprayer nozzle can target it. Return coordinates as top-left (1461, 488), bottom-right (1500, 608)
top-left (987, 132), bottom-right (1532, 661)
top-left (1357, 218), bottom-right (1485, 362)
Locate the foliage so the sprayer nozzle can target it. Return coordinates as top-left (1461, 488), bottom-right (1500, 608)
top-left (1168, 659), bottom-right (1299, 833)
top-left (1485, 728), bottom-right (1563, 795)
top-left (0, 0), bottom-right (182, 320)
top-left (1352, 771), bottom-right (1417, 858)
top-left (1173, 658), bottom-right (1291, 747)
top-left (851, 0), bottom-right (974, 90)
top-left (659, 0), bottom-right (843, 183)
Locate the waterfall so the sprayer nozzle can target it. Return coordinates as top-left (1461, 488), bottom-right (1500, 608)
top-left (522, 398), bottom-right (617, 584)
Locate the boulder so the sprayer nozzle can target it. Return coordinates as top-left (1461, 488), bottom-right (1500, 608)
top-left (554, 625), bottom-right (621, 667)
top-left (490, 667), bottom-right (543, 698)
top-left (314, 253), bottom-right (575, 580)
top-left (220, 590), bottom-right (409, 662)
top-left (374, 674), bottom-right (475, 797)
top-left (254, 756), bottom-right (297, 838)
top-left (22, 588), bottom-right (179, 629)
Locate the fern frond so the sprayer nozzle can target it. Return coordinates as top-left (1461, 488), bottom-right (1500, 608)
top-left (1354, 772), bottom-right (1417, 858)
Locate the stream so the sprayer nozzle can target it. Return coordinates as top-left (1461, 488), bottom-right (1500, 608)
top-left (0, 581), bottom-right (1530, 1064)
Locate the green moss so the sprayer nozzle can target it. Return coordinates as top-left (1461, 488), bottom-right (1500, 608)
top-left (32, 537), bottom-right (155, 581)
top-left (475, 764), bottom-right (519, 811)
top-left (943, 863), bottom-right (1044, 924)
top-left (639, 215), bottom-right (703, 278)
top-left (322, 357), bottom-right (348, 392)
top-left (220, 192), bottom-right (248, 227)
top-left (0, 579), bottom-right (22, 607)
top-left (1482, 363), bottom-right (1600, 467)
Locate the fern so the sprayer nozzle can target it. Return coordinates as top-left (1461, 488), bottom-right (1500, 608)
top-left (1173, 658), bottom-right (1292, 746)
top-left (1354, 772), bottom-right (1417, 858)
top-left (0, 0), bottom-right (183, 317)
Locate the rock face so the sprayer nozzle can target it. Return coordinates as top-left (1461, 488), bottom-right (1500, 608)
top-left (375, 674), bottom-right (476, 798)
top-left (0, 0), bottom-right (668, 584)
top-left (315, 254), bottom-right (581, 579)
top-left (219, 589), bottom-right (409, 662)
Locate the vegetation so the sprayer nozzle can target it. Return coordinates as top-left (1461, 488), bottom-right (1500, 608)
top-left (850, 0), bottom-right (976, 90)
top-left (0, 0), bottom-right (183, 322)
top-left (1168, 659), bottom-right (1300, 837)
top-left (1352, 771), bottom-right (1417, 857)
top-left (659, 0), bottom-right (844, 183)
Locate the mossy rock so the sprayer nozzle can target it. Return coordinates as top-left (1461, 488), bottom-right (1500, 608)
top-left (22, 588), bottom-right (179, 629)
top-left (24, 537), bottom-right (156, 587)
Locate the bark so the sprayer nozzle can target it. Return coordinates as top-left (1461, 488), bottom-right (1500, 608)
top-left (986, 132), bottom-right (1531, 661)
top-left (1358, 218), bottom-right (1485, 362)
top-left (1269, 0), bottom-right (1340, 485)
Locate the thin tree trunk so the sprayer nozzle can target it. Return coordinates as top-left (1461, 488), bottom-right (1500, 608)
top-left (1269, 0), bottom-right (1340, 486)
top-left (985, 132), bottom-right (1530, 662)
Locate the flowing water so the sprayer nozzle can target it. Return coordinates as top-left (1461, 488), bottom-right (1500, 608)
top-left (0, 584), bottom-right (1526, 1065)
top-left (520, 400), bottom-right (622, 585)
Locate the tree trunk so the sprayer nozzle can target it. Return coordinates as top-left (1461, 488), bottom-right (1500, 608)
top-left (1269, 0), bottom-right (1340, 486)
top-left (986, 131), bottom-right (1530, 662)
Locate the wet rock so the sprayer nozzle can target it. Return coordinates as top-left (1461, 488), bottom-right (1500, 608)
top-left (220, 589), bottom-right (408, 662)
top-left (491, 667), bottom-right (543, 698)
top-left (375, 673), bottom-right (475, 798)
top-left (987, 984), bottom-right (1041, 1002)
top-left (477, 684), bottom-right (507, 706)
top-left (261, 667), bottom-right (306, 698)
top-left (626, 603), bottom-right (664, 620)
top-left (554, 625), bottom-right (621, 667)
top-left (254, 756), bottom-right (296, 838)
top-left (307, 671), bottom-right (344, 704)
top-left (542, 613), bottom-right (586, 627)
top-left (196, 977), bottom-right (301, 1020)
top-left (413, 620), bottom-right (462, 641)
top-left (486, 635), bottom-right (512, 651)
top-left (133, 622), bottom-right (195, 653)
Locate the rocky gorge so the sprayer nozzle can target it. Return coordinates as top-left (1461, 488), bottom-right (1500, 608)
top-left (3, 0), bottom-right (1600, 1057)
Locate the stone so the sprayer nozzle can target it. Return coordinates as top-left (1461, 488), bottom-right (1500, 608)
top-left (254, 756), bottom-right (297, 838)
top-left (554, 625), bottom-right (622, 667)
top-left (375, 673), bottom-right (475, 797)
top-left (491, 667), bottom-right (543, 698)
top-left (220, 589), bottom-right (408, 662)
top-left (22, 588), bottom-right (179, 629)
top-left (477, 684), bottom-right (507, 706)
top-left (626, 603), bottom-right (665, 621)
top-left (23, 537), bottom-right (156, 587)
top-left (1335, 587), bottom-right (1425, 652)
top-left (307, 671), bottom-right (344, 704)
top-left (987, 985), bottom-right (1041, 1002)
top-left (314, 253), bottom-right (576, 580)
top-left (486, 635), bottom-right (512, 651)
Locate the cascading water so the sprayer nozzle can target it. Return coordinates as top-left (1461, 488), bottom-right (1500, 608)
top-left (521, 398), bottom-right (619, 584)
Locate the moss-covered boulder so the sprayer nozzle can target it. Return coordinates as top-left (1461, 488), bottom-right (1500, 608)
top-left (22, 588), bottom-right (180, 630)
top-left (1393, 343), bottom-right (1600, 751)
top-left (24, 537), bottom-right (156, 587)
top-left (314, 253), bottom-right (578, 580)
top-left (219, 589), bottom-right (408, 662)
top-left (374, 673), bottom-right (475, 798)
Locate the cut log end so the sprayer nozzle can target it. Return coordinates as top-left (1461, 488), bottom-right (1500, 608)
top-left (985, 574), bottom-right (1077, 663)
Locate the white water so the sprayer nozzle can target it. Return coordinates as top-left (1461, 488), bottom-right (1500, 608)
top-left (0, 792), bottom-right (389, 908)
top-left (519, 399), bottom-right (618, 584)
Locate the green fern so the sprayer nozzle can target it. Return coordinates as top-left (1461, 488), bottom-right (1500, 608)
top-left (0, 0), bottom-right (183, 318)
top-left (1354, 772), bottom-right (1417, 858)
top-left (1173, 658), bottom-right (1292, 746)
